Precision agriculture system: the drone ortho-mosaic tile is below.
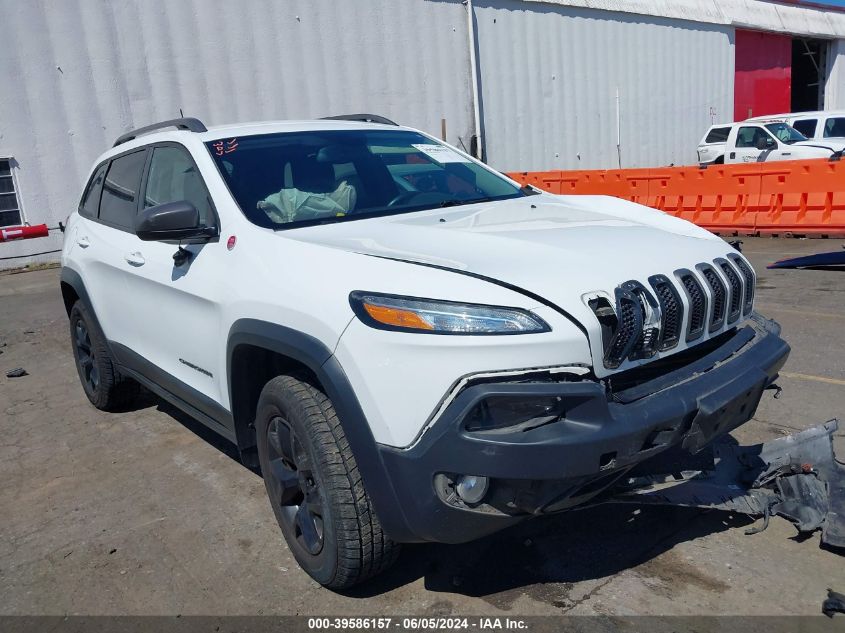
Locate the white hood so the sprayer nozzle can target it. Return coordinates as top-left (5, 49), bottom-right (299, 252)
top-left (793, 139), bottom-right (845, 153)
top-left (288, 194), bottom-right (744, 375)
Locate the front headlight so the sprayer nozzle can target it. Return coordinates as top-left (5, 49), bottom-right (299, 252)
top-left (349, 291), bottom-right (551, 335)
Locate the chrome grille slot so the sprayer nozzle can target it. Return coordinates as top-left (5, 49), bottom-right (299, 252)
top-left (677, 270), bottom-right (706, 342)
top-left (649, 274), bottom-right (682, 351)
top-left (717, 258), bottom-right (743, 324)
top-left (728, 254), bottom-right (755, 315)
top-left (603, 289), bottom-right (643, 369)
top-left (700, 265), bottom-right (726, 331)
top-left (624, 281), bottom-right (661, 361)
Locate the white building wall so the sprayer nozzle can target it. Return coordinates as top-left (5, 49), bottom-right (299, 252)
top-left (2, 0), bottom-right (845, 267)
top-left (474, 1), bottom-right (734, 171)
top-left (825, 39), bottom-right (845, 110)
top-left (0, 0), bottom-right (474, 265)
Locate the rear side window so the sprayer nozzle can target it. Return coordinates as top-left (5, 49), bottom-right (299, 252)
top-left (79, 164), bottom-right (106, 219)
top-left (99, 150), bottom-right (146, 230)
top-left (704, 127), bottom-right (730, 144)
top-left (793, 119), bottom-right (818, 138)
top-left (144, 146), bottom-right (213, 225)
top-left (823, 117), bottom-right (845, 138)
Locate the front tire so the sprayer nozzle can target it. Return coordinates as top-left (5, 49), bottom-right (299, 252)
top-left (255, 374), bottom-right (400, 589)
top-left (69, 300), bottom-right (139, 411)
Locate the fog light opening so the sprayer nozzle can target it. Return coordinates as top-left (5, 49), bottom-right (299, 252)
top-left (456, 474), bottom-right (489, 504)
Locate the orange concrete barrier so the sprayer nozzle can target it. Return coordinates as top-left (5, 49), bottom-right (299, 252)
top-left (508, 158), bottom-right (845, 238)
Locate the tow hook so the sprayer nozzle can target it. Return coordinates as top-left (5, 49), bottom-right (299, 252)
top-left (765, 382), bottom-right (783, 399)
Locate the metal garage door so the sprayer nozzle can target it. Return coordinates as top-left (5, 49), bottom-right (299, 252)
top-left (734, 29), bottom-right (792, 121)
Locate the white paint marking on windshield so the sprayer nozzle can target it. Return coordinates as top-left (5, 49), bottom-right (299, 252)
top-left (411, 144), bottom-right (471, 164)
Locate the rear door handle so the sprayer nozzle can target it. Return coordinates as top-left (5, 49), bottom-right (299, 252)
top-left (76, 236), bottom-right (90, 248)
top-left (124, 251), bottom-right (145, 267)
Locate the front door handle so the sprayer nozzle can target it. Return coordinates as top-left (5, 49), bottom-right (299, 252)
top-left (76, 236), bottom-right (90, 248)
top-left (124, 252), bottom-right (145, 267)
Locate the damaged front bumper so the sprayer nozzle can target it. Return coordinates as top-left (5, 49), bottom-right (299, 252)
top-left (376, 316), bottom-right (790, 544)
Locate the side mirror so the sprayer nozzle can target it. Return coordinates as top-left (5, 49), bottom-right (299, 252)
top-left (755, 137), bottom-right (769, 150)
top-left (135, 201), bottom-right (214, 241)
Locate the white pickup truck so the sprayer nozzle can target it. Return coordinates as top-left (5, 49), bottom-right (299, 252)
top-left (747, 110), bottom-right (845, 143)
top-left (713, 121), bottom-right (844, 164)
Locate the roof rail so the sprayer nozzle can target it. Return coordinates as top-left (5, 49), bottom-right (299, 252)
top-left (321, 113), bottom-right (398, 126)
top-left (113, 117), bottom-right (208, 147)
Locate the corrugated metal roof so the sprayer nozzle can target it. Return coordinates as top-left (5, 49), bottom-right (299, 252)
top-left (523, 0), bottom-right (845, 37)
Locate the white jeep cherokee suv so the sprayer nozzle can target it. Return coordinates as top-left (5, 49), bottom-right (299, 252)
top-left (61, 115), bottom-right (789, 588)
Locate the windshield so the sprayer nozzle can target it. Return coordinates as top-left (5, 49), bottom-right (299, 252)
top-left (764, 122), bottom-right (807, 145)
top-left (206, 130), bottom-right (526, 229)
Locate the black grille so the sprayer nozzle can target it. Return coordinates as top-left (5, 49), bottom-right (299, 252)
top-left (598, 257), bottom-right (748, 370)
top-left (701, 266), bottom-right (726, 331)
top-left (719, 260), bottom-right (742, 324)
top-left (650, 276), bottom-right (682, 351)
top-left (604, 294), bottom-right (641, 369)
top-left (729, 255), bottom-right (755, 315)
top-left (679, 272), bottom-right (706, 340)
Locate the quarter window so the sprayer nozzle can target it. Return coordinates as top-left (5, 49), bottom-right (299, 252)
top-left (823, 117), bottom-right (845, 138)
top-left (144, 146), bottom-right (213, 225)
top-left (0, 158), bottom-right (23, 228)
top-left (99, 150), bottom-right (147, 230)
top-left (79, 164), bottom-right (107, 219)
top-left (792, 119), bottom-right (817, 138)
top-left (704, 127), bottom-right (730, 144)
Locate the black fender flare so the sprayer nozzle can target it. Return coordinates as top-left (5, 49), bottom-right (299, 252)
top-left (226, 319), bottom-right (418, 542)
top-left (60, 267), bottom-right (108, 340)
top-left (60, 266), bottom-right (91, 313)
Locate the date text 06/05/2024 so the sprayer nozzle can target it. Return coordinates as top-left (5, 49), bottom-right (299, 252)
top-left (307, 617), bottom-right (529, 630)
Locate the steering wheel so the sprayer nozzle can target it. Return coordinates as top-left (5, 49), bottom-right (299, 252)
top-left (386, 190), bottom-right (421, 207)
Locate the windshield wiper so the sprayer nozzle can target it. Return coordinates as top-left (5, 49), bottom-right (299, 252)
top-left (521, 184), bottom-right (542, 196)
top-left (439, 197), bottom-right (492, 208)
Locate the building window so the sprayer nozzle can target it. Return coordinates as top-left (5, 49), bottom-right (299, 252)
top-left (0, 158), bottom-right (23, 227)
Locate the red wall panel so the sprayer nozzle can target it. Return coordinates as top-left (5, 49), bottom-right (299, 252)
top-left (734, 29), bottom-right (792, 121)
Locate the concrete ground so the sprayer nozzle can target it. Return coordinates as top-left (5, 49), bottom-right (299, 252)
top-left (0, 237), bottom-right (843, 616)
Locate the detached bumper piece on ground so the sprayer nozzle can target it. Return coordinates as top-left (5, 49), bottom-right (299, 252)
top-left (768, 247), bottom-right (845, 270)
top-left (602, 419), bottom-right (845, 550)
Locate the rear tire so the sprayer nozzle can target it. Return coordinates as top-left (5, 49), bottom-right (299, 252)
top-left (69, 301), bottom-right (140, 411)
top-left (255, 374), bottom-right (400, 589)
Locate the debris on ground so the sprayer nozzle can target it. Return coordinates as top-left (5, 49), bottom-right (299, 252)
top-left (6, 368), bottom-right (28, 378)
top-left (823, 589), bottom-right (845, 617)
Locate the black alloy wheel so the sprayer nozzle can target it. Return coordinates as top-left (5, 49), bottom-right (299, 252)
top-left (265, 415), bottom-right (325, 556)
